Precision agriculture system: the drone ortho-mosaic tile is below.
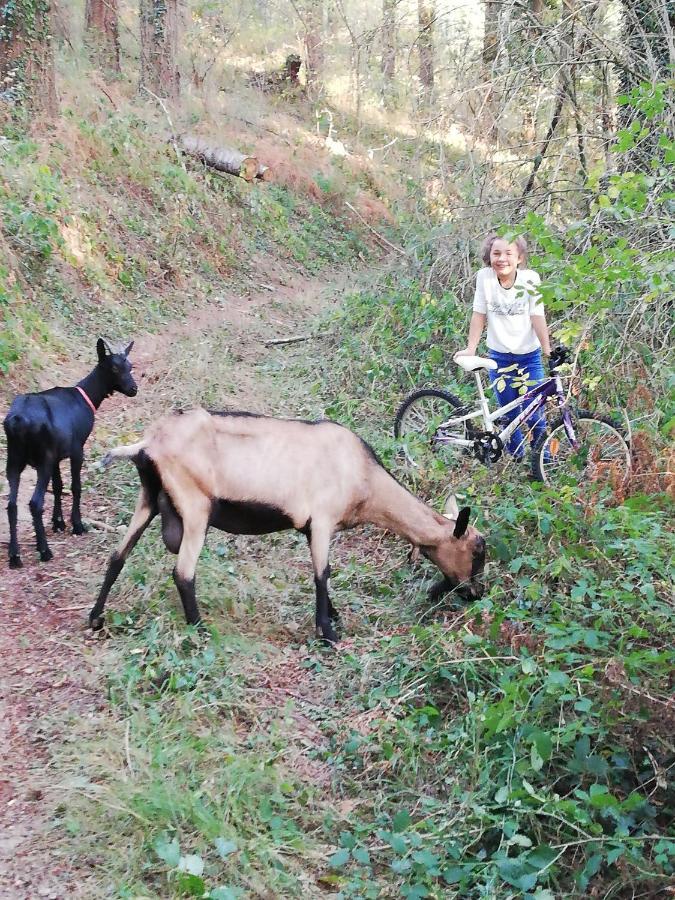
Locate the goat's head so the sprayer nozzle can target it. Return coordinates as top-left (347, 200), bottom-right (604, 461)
top-left (423, 496), bottom-right (486, 602)
top-left (97, 338), bottom-right (138, 397)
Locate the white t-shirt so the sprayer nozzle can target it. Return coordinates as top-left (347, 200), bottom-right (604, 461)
top-left (473, 267), bottom-right (545, 354)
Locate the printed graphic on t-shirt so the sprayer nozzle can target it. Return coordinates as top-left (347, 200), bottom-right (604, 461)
top-left (488, 285), bottom-right (533, 317)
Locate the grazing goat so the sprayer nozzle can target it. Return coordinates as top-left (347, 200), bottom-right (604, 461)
top-left (90, 409), bottom-right (486, 642)
top-left (3, 338), bottom-right (137, 568)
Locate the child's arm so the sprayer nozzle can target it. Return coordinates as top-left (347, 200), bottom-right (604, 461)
top-left (531, 315), bottom-right (551, 356)
top-left (455, 312), bottom-right (486, 357)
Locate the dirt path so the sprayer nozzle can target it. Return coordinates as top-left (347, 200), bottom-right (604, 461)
top-left (0, 261), bottom-right (354, 899)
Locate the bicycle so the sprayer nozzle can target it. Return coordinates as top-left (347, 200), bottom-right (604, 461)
top-left (393, 347), bottom-right (631, 489)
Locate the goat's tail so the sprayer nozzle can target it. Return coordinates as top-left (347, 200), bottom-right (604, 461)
top-left (3, 412), bottom-right (30, 441)
top-left (99, 440), bottom-right (147, 469)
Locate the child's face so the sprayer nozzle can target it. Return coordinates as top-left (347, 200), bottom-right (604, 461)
top-left (489, 239), bottom-right (522, 282)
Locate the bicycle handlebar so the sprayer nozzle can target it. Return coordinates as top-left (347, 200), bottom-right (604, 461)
top-left (548, 346), bottom-right (570, 372)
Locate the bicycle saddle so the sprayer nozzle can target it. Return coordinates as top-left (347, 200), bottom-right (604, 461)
top-left (454, 355), bottom-right (498, 372)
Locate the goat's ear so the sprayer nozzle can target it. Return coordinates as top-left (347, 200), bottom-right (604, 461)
top-left (444, 494), bottom-right (460, 519)
top-left (453, 506), bottom-right (471, 539)
top-left (96, 337), bottom-right (109, 362)
top-left (124, 340), bottom-right (134, 356)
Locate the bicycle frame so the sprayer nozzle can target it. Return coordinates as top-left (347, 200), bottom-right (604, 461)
top-left (436, 368), bottom-right (578, 452)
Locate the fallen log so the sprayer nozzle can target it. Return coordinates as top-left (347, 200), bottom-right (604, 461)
top-left (177, 134), bottom-right (263, 181)
top-left (256, 163), bottom-right (273, 181)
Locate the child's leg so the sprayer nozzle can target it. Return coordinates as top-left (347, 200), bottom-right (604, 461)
top-left (488, 351), bottom-right (526, 458)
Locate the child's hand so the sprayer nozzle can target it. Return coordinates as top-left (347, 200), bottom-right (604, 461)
top-left (454, 348), bottom-right (473, 358)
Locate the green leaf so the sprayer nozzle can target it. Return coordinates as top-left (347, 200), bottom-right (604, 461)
top-left (495, 785), bottom-right (509, 804)
top-left (401, 885), bottom-right (429, 899)
top-left (352, 847), bottom-right (371, 865)
top-left (175, 873), bottom-right (206, 897)
top-left (588, 784), bottom-right (618, 808)
top-left (214, 838), bottom-right (238, 859)
top-left (531, 743), bottom-right (544, 772)
top-left (209, 889), bottom-right (240, 900)
top-left (393, 809), bottom-right (411, 832)
top-left (391, 857), bottom-right (412, 873)
top-left (178, 854), bottom-right (204, 876)
top-left (532, 731), bottom-right (553, 761)
top-left (443, 866), bottom-right (467, 884)
top-left (528, 845), bottom-right (559, 870)
top-left (154, 834), bottom-right (180, 868)
top-left (328, 847), bottom-right (351, 869)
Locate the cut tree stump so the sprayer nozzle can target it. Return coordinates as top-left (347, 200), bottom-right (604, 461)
top-left (177, 134), bottom-right (270, 182)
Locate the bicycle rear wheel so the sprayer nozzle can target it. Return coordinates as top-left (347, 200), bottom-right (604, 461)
top-left (393, 388), bottom-right (472, 474)
top-left (533, 410), bottom-right (631, 491)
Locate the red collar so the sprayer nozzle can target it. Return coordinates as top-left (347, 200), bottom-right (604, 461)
top-left (76, 385), bottom-right (97, 416)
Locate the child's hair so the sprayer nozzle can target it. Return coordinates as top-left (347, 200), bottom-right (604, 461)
top-left (481, 232), bottom-right (529, 266)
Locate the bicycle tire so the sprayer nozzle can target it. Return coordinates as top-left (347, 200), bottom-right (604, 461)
top-left (393, 387), bottom-right (472, 472)
top-left (532, 409), bottom-right (631, 490)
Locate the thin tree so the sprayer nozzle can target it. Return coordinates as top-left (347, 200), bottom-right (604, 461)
top-left (290, 0), bottom-right (325, 98)
top-left (0, 0), bottom-right (57, 114)
top-left (139, 0), bottom-right (182, 100)
top-left (381, 0), bottom-right (397, 100)
top-left (418, 0), bottom-right (434, 108)
top-left (481, 0), bottom-right (500, 136)
top-left (85, 0), bottom-right (120, 74)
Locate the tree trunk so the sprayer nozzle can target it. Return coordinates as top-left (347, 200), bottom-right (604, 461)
top-left (0, 0), bottom-right (57, 114)
top-left (139, 0), bottom-right (182, 99)
top-left (85, 0), bottom-right (120, 73)
top-left (481, 0), bottom-right (500, 137)
top-left (303, 0), bottom-right (324, 98)
top-left (381, 0), bottom-right (397, 97)
top-left (417, 0), bottom-right (434, 108)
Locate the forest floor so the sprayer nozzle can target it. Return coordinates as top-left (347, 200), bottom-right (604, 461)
top-left (0, 257), bottom-right (360, 899)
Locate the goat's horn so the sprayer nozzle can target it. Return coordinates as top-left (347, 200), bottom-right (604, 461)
top-left (443, 494), bottom-right (460, 519)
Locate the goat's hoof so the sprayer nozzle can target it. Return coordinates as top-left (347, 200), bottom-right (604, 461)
top-left (90, 614), bottom-right (105, 631)
top-left (53, 519), bottom-right (66, 533)
top-left (318, 624), bottom-right (339, 645)
top-left (39, 549), bottom-right (54, 562)
top-left (9, 555), bottom-right (23, 569)
top-left (72, 522), bottom-right (87, 535)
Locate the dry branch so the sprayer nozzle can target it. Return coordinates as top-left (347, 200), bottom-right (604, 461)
top-left (263, 334), bottom-right (326, 346)
top-left (344, 201), bottom-right (406, 256)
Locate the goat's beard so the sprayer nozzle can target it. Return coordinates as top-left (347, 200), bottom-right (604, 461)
top-left (428, 576), bottom-right (457, 602)
top-left (428, 576), bottom-right (478, 603)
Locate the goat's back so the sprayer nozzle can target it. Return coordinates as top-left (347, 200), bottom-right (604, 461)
top-left (4, 389), bottom-right (93, 460)
top-left (140, 409), bottom-right (376, 526)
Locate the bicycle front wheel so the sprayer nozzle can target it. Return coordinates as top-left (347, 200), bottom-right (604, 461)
top-left (533, 411), bottom-right (631, 491)
top-left (393, 388), bottom-right (472, 473)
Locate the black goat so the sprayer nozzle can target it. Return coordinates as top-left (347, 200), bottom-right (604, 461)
top-left (3, 338), bottom-right (137, 568)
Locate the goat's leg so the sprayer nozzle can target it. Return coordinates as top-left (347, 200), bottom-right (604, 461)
top-left (29, 463), bottom-right (54, 562)
top-left (51, 462), bottom-right (66, 532)
top-left (309, 523), bottom-right (338, 643)
top-left (89, 489), bottom-right (156, 630)
top-left (70, 451), bottom-right (86, 534)
top-left (172, 516), bottom-right (208, 626)
top-left (6, 459), bottom-right (25, 568)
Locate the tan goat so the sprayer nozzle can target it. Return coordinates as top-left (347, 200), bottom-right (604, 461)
top-left (90, 409), bottom-right (486, 642)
